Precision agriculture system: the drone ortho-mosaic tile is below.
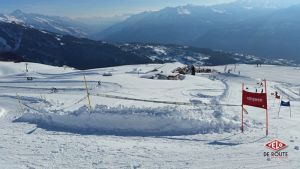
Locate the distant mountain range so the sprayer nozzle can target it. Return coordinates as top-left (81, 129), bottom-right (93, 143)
top-left (0, 10), bottom-right (128, 38)
top-left (1, 0), bottom-right (299, 69)
top-left (97, 0), bottom-right (300, 63)
top-left (0, 10), bottom-right (87, 38)
top-left (0, 22), bottom-right (152, 69)
top-left (117, 43), bottom-right (295, 66)
top-left (0, 21), bottom-right (296, 70)
top-left (2, 1), bottom-right (300, 64)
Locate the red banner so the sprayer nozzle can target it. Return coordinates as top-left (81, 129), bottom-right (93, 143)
top-left (242, 90), bottom-right (267, 109)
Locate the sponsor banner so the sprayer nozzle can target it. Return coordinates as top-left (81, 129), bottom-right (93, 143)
top-left (280, 101), bottom-right (290, 107)
top-left (242, 90), bottom-right (267, 109)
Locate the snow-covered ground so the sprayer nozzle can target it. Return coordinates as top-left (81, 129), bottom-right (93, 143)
top-left (0, 62), bottom-right (299, 168)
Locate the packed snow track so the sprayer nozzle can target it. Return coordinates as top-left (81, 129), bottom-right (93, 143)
top-left (0, 62), bottom-right (299, 168)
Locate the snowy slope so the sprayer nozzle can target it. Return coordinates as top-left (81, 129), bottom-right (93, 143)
top-left (0, 62), bottom-right (299, 168)
top-left (118, 43), bottom-right (296, 66)
top-left (0, 22), bottom-right (153, 69)
top-left (0, 10), bottom-right (87, 37)
top-left (0, 13), bottom-right (24, 24)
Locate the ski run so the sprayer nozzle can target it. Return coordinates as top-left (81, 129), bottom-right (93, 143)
top-left (0, 61), bottom-right (299, 169)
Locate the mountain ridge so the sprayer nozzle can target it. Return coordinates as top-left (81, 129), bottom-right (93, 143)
top-left (0, 21), bottom-right (153, 69)
top-left (96, 1), bottom-right (300, 63)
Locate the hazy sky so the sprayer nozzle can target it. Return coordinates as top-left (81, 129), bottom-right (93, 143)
top-left (0, 0), bottom-right (236, 17)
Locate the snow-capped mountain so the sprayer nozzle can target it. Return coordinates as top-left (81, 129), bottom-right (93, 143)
top-left (234, 0), bottom-right (300, 9)
top-left (0, 10), bottom-right (130, 38)
top-left (176, 6), bottom-right (192, 15)
top-left (95, 2), bottom-right (280, 42)
top-left (0, 20), bottom-right (294, 69)
top-left (1, 12), bottom-right (296, 69)
top-left (96, 2), bottom-right (279, 43)
top-left (0, 10), bottom-right (87, 37)
top-left (97, 1), bottom-right (300, 63)
top-left (0, 13), bottom-right (24, 25)
top-left (0, 22), bottom-right (152, 69)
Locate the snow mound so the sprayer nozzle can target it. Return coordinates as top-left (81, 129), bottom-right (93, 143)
top-left (0, 108), bottom-right (6, 117)
top-left (15, 105), bottom-right (239, 136)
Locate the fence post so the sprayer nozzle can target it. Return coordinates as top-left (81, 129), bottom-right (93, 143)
top-left (241, 83), bottom-right (244, 133)
top-left (16, 93), bottom-right (24, 115)
top-left (265, 80), bottom-right (268, 136)
top-left (83, 75), bottom-right (92, 112)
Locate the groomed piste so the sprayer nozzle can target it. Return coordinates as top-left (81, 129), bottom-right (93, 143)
top-left (1, 61), bottom-right (300, 168)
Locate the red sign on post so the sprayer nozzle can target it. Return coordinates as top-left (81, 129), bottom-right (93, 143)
top-left (242, 91), bottom-right (267, 109)
top-left (241, 80), bottom-right (268, 136)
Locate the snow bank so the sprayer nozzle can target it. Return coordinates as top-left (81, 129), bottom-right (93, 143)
top-left (15, 105), bottom-right (239, 136)
top-left (0, 108), bottom-right (6, 117)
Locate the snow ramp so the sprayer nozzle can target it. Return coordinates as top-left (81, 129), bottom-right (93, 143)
top-left (15, 105), bottom-right (239, 136)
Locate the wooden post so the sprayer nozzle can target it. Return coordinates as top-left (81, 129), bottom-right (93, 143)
top-left (25, 63), bottom-right (28, 72)
top-left (83, 75), bottom-right (92, 112)
top-left (264, 80), bottom-right (268, 136)
top-left (16, 93), bottom-right (23, 115)
top-left (241, 83), bottom-right (244, 133)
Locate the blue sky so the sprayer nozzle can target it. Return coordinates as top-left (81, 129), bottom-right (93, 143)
top-left (0, 0), bottom-right (235, 17)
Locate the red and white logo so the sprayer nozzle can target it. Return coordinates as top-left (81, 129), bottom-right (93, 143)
top-left (265, 139), bottom-right (287, 151)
